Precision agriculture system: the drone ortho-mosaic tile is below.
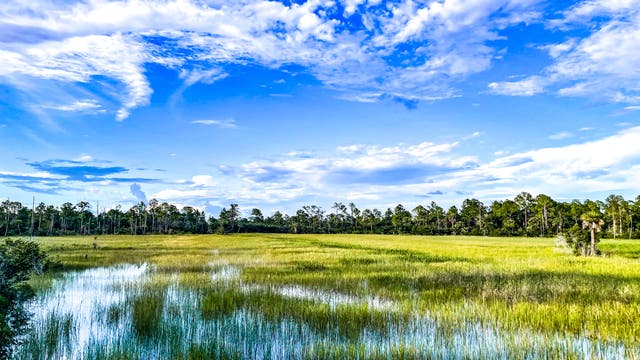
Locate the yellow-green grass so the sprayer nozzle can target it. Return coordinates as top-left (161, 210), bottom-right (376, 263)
top-left (20, 234), bottom-right (640, 358)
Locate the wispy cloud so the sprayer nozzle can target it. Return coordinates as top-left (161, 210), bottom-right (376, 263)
top-left (462, 131), bottom-right (482, 140)
top-left (1, 33), bottom-right (150, 121)
top-left (548, 131), bottom-right (573, 140)
top-left (0, 0), bottom-right (547, 121)
top-left (488, 76), bottom-right (545, 96)
top-left (180, 68), bottom-right (228, 88)
top-left (490, 1), bottom-right (640, 107)
top-left (191, 119), bottom-right (237, 129)
top-left (42, 99), bottom-right (103, 112)
top-left (74, 154), bottom-right (94, 162)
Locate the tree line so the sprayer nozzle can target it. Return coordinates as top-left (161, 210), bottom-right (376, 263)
top-left (1, 193), bottom-right (638, 241)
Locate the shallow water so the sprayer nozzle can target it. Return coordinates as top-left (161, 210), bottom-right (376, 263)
top-left (17, 264), bottom-right (149, 359)
top-left (15, 264), bottom-right (639, 359)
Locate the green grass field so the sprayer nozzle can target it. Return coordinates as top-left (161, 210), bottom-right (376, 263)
top-left (16, 234), bottom-right (640, 359)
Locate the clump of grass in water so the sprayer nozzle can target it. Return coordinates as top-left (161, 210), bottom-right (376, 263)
top-left (106, 303), bottom-right (123, 324)
top-left (131, 289), bottom-right (165, 338)
top-left (42, 312), bottom-right (75, 358)
top-left (200, 285), bottom-right (395, 341)
top-left (200, 286), bottom-right (242, 319)
top-left (294, 261), bottom-right (327, 272)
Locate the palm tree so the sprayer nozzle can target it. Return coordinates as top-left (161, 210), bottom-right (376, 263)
top-left (581, 211), bottom-right (604, 256)
top-left (149, 198), bottom-right (159, 233)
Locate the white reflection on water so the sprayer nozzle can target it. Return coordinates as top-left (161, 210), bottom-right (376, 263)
top-left (23, 264), bottom-right (149, 359)
top-left (210, 265), bottom-right (241, 283)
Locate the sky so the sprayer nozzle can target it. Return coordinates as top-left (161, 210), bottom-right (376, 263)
top-left (1, 0), bottom-right (640, 216)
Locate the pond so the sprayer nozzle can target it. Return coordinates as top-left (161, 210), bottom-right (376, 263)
top-left (15, 264), bottom-right (637, 359)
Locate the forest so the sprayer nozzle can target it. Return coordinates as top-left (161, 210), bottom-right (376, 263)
top-left (1, 193), bottom-right (638, 240)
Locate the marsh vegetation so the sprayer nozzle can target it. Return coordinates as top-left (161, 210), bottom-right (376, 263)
top-left (12, 234), bottom-right (640, 359)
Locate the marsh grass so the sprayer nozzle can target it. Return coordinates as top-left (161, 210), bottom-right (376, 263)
top-left (14, 234), bottom-right (640, 358)
top-left (131, 289), bottom-right (165, 338)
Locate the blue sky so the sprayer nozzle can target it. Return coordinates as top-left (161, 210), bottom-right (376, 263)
top-left (1, 0), bottom-right (640, 215)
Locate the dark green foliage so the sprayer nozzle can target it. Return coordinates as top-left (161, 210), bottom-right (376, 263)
top-left (0, 238), bottom-right (51, 358)
top-left (3, 193), bottom-right (640, 239)
top-left (564, 225), bottom-right (592, 256)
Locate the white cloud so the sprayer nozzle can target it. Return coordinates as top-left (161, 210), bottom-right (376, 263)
top-left (208, 136), bottom-right (480, 208)
top-left (342, 0), bottom-right (367, 17)
top-left (108, 127), bottom-right (640, 210)
top-left (191, 175), bottom-right (216, 187)
top-left (179, 68), bottom-right (228, 87)
top-left (560, 0), bottom-right (640, 24)
top-left (191, 119), bottom-right (237, 128)
top-left (492, 1), bottom-right (640, 106)
top-left (462, 131), bottom-right (481, 140)
top-left (151, 188), bottom-right (209, 200)
top-left (0, 0), bottom-right (545, 118)
top-left (0, 33), bottom-right (150, 121)
top-left (9, 1), bottom-right (639, 130)
top-left (286, 150), bottom-right (314, 158)
top-left (43, 99), bottom-right (102, 112)
top-left (337, 144), bottom-right (366, 154)
top-left (0, 170), bottom-right (63, 180)
top-left (476, 126), bottom-right (640, 192)
top-left (73, 154), bottom-right (94, 162)
top-left (488, 76), bottom-right (545, 96)
top-left (220, 127), bottom-right (640, 206)
top-left (548, 131), bottom-right (574, 140)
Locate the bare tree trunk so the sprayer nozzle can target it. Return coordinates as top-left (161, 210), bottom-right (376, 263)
top-left (619, 208), bottom-right (623, 237)
top-left (49, 214), bottom-right (55, 236)
top-left (590, 226), bottom-right (597, 256)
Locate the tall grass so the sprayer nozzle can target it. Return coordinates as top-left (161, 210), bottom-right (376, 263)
top-left (14, 234), bottom-right (640, 358)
